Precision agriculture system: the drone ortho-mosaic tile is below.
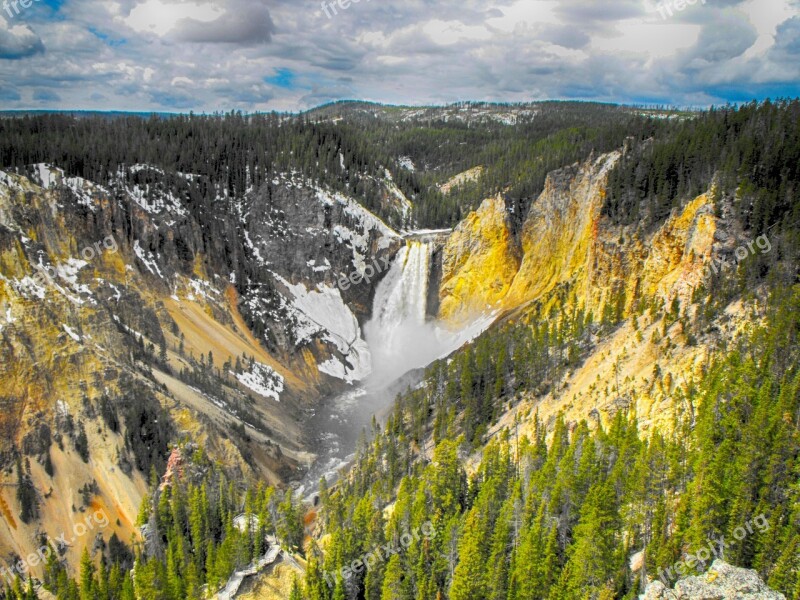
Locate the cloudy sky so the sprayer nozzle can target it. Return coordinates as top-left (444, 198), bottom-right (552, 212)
top-left (0, 0), bottom-right (798, 112)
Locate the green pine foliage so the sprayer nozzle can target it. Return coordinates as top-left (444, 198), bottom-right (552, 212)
top-left (297, 286), bottom-right (800, 600)
top-left (25, 445), bottom-right (303, 600)
top-left (605, 99), bottom-right (800, 236)
top-left (24, 288), bottom-right (800, 599)
top-left (5, 100), bottom-right (800, 599)
top-left (0, 102), bottom-right (668, 229)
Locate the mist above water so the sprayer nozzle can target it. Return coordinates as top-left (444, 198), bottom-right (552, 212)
top-left (363, 241), bottom-right (458, 387)
top-left (300, 238), bottom-right (495, 495)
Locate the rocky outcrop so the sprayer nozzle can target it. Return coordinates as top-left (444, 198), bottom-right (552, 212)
top-left (237, 176), bottom-right (402, 384)
top-left (437, 153), bottom-right (623, 325)
top-left (642, 560), bottom-right (785, 599)
top-left (242, 175), bottom-right (401, 328)
top-left (505, 152), bottom-right (622, 310)
top-left (438, 193), bottom-right (521, 325)
top-left (437, 150), bottom-right (719, 326)
top-left (439, 166), bottom-right (485, 195)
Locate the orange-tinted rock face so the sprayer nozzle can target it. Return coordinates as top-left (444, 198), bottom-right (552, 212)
top-left (438, 151), bottom-right (716, 327)
top-left (438, 194), bottom-right (521, 326)
top-left (436, 152), bottom-right (732, 437)
top-left (160, 447), bottom-right (185, 490)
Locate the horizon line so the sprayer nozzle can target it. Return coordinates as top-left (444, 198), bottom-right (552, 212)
top-left (0, 97), bottom-right (755, 118)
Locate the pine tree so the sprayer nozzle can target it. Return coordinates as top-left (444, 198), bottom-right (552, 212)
top-left (380, 554), bottom-right (406, 600)
top-left (449, 510), bottom-right (488, 600)
top-left (555, 480), bottom-right (620, 598)
top-left (289, 576), bottom-right (304, 600)
top-left (78, 548), bottom-right (96, 600)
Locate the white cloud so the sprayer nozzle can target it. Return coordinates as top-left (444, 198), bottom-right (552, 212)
top-left (421, 20), bottom-right (493, 45)
top-left (124, 0), bottom-right (224, 36)
top-left (0, 16), bottom-right (45, 59)
top-left (591, 19), bottom-right (701, 59)
top-left (485, 0), bottom-right (560, 33)
top-left (0, 0), bottom-right (797, 111)
top-left (739, 0), bottom-right (796, 57)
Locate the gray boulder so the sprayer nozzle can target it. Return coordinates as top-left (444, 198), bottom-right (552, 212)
top-left (641, 560), bottom-right (785, 599)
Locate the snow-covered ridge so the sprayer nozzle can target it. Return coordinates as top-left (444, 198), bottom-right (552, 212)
top-left (270, 172), bottom-right (401, 236)
top-left (7, 163), bottom-right (193, 217)
top-left (24, 163), bottom-right (110, 211)
top-left (381, 168), bottom-right (413, 219)
top-left (315, 186), bottom-right (399, 273)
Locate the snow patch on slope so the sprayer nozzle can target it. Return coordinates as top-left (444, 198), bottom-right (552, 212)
top-left (398, 157), bottom-right (415, 172)
top-left (382, 169), bottom-right (413, 219)
top-left (233, 362), bottom-right (284, 402)
top-left (33, 163), bottom-right (62, 189)
top-left (316, 187), bottom-right (390, 234)
top-left (0, 169), bottom-right (27, 196)
top-left (114, 165), bottom-right (188, 217)
top-left (63, 175), bottom-right (109, 211)
top-left (63, 324), bottom-right (82, 342)
top-left (277, 276), bottom-right (371, 382)
top-left (133, 240), bottom-right (164, 278)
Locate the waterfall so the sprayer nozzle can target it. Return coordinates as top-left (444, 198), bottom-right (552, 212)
top-left (364, 240), bottom-right (443, 384)
top-left (300, 241), bottom-right (436, 495)
top-left (369, 241), bottom-right (431, 333)
top-left (300, 236), bottom-right (497, 496)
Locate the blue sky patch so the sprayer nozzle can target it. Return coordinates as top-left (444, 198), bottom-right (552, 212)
top-left (89, 27), bottom-right (127, 47)
top-left (266, 68), bottom-right (296, 90)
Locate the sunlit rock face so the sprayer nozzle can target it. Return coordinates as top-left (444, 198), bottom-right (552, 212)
top-left (438, 193), bottom-right (521, 326)
top-left (436, 154), bottom-right (623, 327)
top-left (438, 150), bottom-right (717, 327)
top-left (435, 151), bottom-right (727, 435)
top-left (641, 559), bottom-right (786, 599)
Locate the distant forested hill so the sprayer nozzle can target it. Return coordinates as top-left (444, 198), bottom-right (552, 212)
top-left (0, 102), bottom-right (677, 228)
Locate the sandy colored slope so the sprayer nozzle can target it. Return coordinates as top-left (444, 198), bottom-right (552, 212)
top-left (0, 426), bottom-right (145, 576)
top-left (164, 290), bottom-right (306, 392)
top-left (152, 367), bottom-right (312, 468)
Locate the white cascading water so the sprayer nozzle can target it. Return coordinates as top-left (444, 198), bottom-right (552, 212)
top-left (364, 240), bottom-right (449, 385)
top-left (301, 241), bottom-right (435, 496)
top-left (372, 241), bottom-right (431, 326)
top-left (301, 237), bottom-right (497, 496)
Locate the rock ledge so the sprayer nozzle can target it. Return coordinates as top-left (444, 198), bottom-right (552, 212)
top-left (641, 559), bottom-right (785, 599)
